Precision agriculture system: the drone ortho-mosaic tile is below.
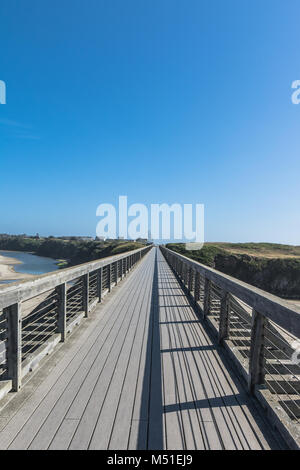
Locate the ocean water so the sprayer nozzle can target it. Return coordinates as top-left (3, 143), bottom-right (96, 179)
top-left (0, 250), bottom-right (59, 283)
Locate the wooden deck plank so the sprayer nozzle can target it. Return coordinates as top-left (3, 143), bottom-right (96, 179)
top-left (108, 256), bottom-right (154, 449)
top-left (158, 254), bottom-right (225, 450)
top-left (176, 295), bottom-right (276, 449)
top-left (48, 419), bottom-right (79, 450)
top-left (69, 254), bottom-right (154, 449)
top-left (159, 263), bottom-right (205, 450)
top-left (65, 262), bottom-right (151, 422)
top-left (128, 419), bottom-right (148, 450)
top-left (89, 261), bottom-right (153, 449)
top-left (173, 309), bottom-right (248, 449)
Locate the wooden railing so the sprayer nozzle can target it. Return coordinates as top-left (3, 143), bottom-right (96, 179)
top-left (0, 245), bottom-right (152, 396)
top-left (160, 246), bottom-right (300, 449)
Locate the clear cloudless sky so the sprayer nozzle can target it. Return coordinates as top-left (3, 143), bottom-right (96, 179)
top-left (0, 0), bottom-right (300, 243)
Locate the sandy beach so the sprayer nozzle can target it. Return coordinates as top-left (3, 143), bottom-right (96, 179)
top-left (0, 252), bottom-right (35, 282)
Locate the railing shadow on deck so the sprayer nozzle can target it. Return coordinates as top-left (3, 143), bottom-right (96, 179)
top-left (137, 248), bottom-right (164, 450)
top-left (157, 249), bottom-right (286, 449)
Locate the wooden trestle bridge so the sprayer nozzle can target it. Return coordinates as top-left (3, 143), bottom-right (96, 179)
top-left (0, 246), bottom-right (299, 450)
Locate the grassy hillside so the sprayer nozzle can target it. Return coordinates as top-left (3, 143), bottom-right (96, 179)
top-left (208, 242), bottom-right (300, 259)
top-left (166, 242), bottom-right (300, 299)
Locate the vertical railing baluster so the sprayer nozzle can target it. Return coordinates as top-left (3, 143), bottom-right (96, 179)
top-left (248, 309), bottom-right (267, 394)
top-left (188, 267), bottom-right (193, 293)
top-left (6, 303), bottom-right (22, 391)
top-left (194, 272), bottom-right (200, 305)
top-left (203, 278), bottom-right (211, 319)
top-left (218, 290), bottom-right (230, 344)
top-left (115, 261), bottom-right (118, 285)
top-left (97, 267), bottom-right (102, 302)
top-left (56, 283), bottom-right (67, 341)
top-left (83, 273), bottom-right (89, 317)
top-left (108, 263), bottom-right (112, 292)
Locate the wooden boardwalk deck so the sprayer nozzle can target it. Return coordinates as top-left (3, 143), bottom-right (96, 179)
top-left (0, 248), bottom-right (284, 449)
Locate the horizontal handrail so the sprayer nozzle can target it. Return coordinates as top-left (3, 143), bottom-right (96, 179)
top-left (160, 246), bottom-right (300, 338)
top-left (0, 246), bottom-right (151, 310)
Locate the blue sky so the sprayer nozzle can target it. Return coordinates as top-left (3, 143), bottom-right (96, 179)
top-left (0, 0), bottom-right (300, 244)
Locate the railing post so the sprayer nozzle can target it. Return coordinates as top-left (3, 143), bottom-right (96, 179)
top-left (108, 263), bottom-right (112, 292)
top-left (115, 261), bottom-right (118, 285)
top-left (179, 260), bottom-right (183, 280)
top-left (188, 268), bottom-right (193, 293)
top-left (56, 283), bottom-right (67, 342)
top-left (120, 259), bottom-right (124, 280)
top-left (203, 278), bottom-right (211, 319)
top-left (248, 309), bottom-right (267, 394)
top-left (97, 267), bottom-right (102, 302)
top-left (83, 273), bottom-right (89, 317)
top-left (194, 272), bottom-right (200, 305)
top-left (182, 265), bottom-right (186, 284)
top-left (218, 290), bottom-right (230, 344)
top-left (6, 303), bottom-right (22, 391)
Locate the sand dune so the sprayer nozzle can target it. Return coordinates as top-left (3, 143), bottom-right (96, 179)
top-left (0, 253), bottom-right (35, 282)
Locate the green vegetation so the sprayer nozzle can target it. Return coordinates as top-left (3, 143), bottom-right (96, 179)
top-left (208, 242), bottom-right (300, 259)
top-left (166, 242), bottom-right (300, 299)
top-left (166, 243), bottom-right (225, 267)
top-left (0, 235), bottom-right (148, 267)
top-left (56, 259), bottom-right (69, 268)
